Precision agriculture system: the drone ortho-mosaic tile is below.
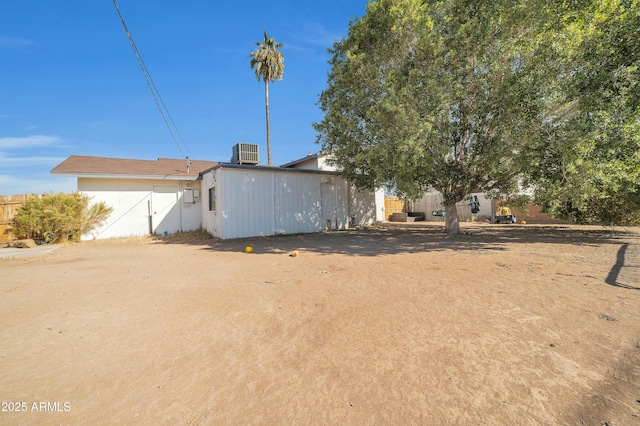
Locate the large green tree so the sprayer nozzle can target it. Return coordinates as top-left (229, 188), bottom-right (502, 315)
top-left (528, 0), bottom-right (640, 225)
top-left (316, 0), bottom-right (640, 232)
top-left (250, 31), bottom-right (284, 166)
top-left (315, 0), bottom-right (565, 234)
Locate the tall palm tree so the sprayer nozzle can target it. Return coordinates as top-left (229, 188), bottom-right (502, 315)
top-left (249, 32), bottom-right (284, 166)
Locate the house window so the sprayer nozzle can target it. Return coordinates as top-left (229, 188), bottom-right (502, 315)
top-left (208, 187), bottom-right (216, 211)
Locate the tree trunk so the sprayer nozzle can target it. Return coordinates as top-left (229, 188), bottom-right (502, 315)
top-left (444, 203), bottom-right (460, 235)
top-left (264, 80), bottom-right (271, 165)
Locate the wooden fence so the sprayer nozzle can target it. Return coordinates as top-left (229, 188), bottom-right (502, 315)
top-left (0, 194), bottom-right (40, 243)
top-left (384, 196), bottom-right (408, 220)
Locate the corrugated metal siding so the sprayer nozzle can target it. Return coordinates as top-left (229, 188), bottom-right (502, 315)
top-left (274, 173), bottom-right (323, 234)
top-left (218, 169), bottom-right (275, 239)
top-left (336, 180), bottom-right (349, 227)
top-left (208, 168), bottom-right (349, 240)
top-left (349, 186), bottom-right (378, 227)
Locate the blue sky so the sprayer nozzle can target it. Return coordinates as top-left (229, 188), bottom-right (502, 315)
top-left (1, 0), bottom-right (368, 195)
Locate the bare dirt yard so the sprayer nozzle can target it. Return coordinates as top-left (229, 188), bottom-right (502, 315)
top-left (1, 222), bottom-right (639, 425)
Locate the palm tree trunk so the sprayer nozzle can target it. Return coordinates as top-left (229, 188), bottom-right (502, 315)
top-left (264, 80), bottom-right (271, 165)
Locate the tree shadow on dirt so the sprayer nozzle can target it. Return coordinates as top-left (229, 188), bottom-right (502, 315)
top-left (605, 243), bottom-right (640, 291)
top-left (159, 223), bottom-right (639, 258)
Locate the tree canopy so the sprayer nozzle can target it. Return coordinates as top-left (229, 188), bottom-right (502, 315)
top-left (528, 0), bottom-right (640, 225)
top-left (315, 0), bottom-right (639, 232)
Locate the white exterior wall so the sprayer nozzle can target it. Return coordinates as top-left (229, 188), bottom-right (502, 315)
top-left (348, 186), bottom-right (384, 226)
top-left (201, 168), bottom-right (349, 239)
top-left (375, 189), bottom-right (386, 221)
top-left (79, 178), bottom-right (202, 240)
top-left (287, 155), bottom-right (383, 225)
top-left (284, 155), bottom-right (335, 171)
top-left (317, 156), bottom-right (336, 171)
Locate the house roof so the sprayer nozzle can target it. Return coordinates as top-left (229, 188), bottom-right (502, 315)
top-left (203, 162), bottom-right (337, 175)
top-left (51, 155), bottom-right (219, 180)
top-left (280, 152), bottom-right (319, 168)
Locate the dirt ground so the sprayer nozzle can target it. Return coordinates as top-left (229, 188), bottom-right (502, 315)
top-left (1, 222), bottom-right (639, 425)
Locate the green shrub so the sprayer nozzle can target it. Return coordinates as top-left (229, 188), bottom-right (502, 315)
top-left (13, 193), bottom-right (113, 243)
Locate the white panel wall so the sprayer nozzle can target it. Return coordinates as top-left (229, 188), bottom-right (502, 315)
top-left (179, 181), bottom-right (202, 233)
top-left (201, 168), bottom-right (350, 240)
top-left (219, 169), bottom-right (275, 239)
top-left (273, 173), bottom-right (324, 235)
top-left (348, 186), bottom-right (383, 226)
top-left (201, 171), bottom-right (216, 236)
top-left (375, 189), bottom-right (386, 221)
top-left (288, 156), bottom-right (382, 224)
top-left (78, 178), bottom-right (201, 240)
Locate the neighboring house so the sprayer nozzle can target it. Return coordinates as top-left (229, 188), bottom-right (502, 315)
top-left (51, 155), bottom-right (218, 239)
top-left (51, 150), bottom-right (383, 240)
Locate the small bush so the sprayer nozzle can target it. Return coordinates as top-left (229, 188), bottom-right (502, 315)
top-left (13, 193), bottom-right (113, 243)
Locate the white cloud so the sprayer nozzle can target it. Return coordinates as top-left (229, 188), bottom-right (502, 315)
top-left (0, 135), bottom-right (63, 149)
top-left (0, 36), bottom-right (36, 48)
top-left (286, 24), bottom-right (343, 52)
top-left (0, 174), bottom-right (76, 196)
top-left (0, 153), bottom-right (66, 167)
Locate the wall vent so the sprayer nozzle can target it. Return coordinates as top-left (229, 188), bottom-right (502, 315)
top-left (231, 143), bottom-right (259, 165)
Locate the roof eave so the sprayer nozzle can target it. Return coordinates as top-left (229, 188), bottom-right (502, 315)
top-left (51, 172), bottom-right (200, 181)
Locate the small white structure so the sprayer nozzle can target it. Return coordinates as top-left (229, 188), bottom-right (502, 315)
top-left (51, 155), bottom-right (218, 239)
top-left (201, 164), bottom-right (349, 239)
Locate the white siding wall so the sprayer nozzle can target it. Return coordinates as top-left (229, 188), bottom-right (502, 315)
top-left (288, 156), bottom-right (381, 225)
top-left (375, 189), bottom-right (386, 221)
top-left (219, 169), bottom-right (275, 239)
top-left (284, 155), bottom-right (335, 171)
top-left (201, 168), bottom-right (349, 239)
top-left (79, 178), bottom-right (202, 240)
top-left (317, 157), bottom-right (337, 171)
top-left (201, 171), bottom-right (216, 237)
top-left (179, 182), bottom-right (203, 233)
top-left (349, 187), bottom-right (385, 225)
top-left (348, 186), bottom-right (377, 227)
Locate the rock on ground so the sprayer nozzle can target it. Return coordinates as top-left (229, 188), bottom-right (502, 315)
top-left (12, 239), bottom-right (36, 248)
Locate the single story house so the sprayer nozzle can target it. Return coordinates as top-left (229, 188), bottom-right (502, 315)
top-left (51, 155), bottom-right (218, 239)
top-left (51, 150), bottom-right (384, 240)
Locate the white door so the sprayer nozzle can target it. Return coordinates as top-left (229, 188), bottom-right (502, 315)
top-left (321, 183), bottom-right (337, 230)
top-left (152, 186), bottom-right (179, 235)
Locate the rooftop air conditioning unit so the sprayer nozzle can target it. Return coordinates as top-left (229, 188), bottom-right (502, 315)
top-left (231, 143), bottom-right (259, 165)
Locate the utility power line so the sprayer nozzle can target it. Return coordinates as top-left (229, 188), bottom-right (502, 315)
top-left (112, 0), bottom-right (191, 159)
